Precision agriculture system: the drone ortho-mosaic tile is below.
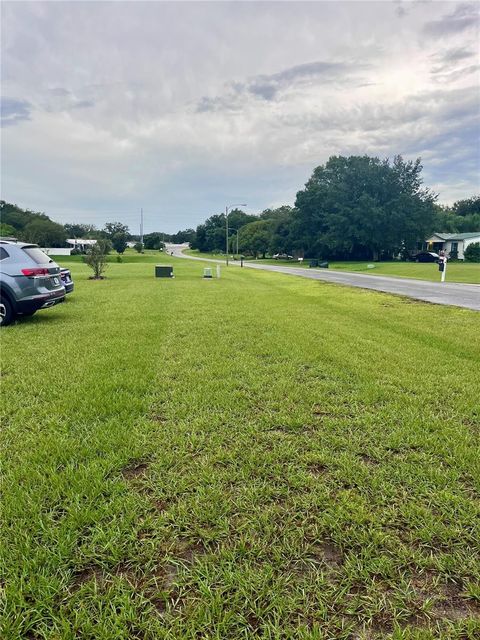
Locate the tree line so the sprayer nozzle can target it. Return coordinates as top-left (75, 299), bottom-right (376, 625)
top-left (1, 155), bottom-right (479, 260)
top-left (0, 201), bottom-right (194, 254)
top-left (190, 156), bottom-right (480, 261)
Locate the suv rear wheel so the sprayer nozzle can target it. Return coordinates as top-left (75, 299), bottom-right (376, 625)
top-left (0, 295), bottom-right (15, 326)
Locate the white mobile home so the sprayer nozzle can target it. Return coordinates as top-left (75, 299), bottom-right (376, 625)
top-left (425, 232), bottom-right (480, 260)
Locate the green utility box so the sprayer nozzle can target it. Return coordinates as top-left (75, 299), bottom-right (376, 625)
top-left (309, 259), bottom-right (319, 268)
top-left (155, 265), bottom-right (173, 278)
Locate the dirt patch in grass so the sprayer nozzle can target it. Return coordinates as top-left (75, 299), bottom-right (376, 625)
top-left (321, 543), bottom-right (343, 567)
top-left (153, 498), bottom-right (172, 512)
top-left (150, 413), bottom-right (168, 423)
top-left (312, 404), bottom-right (355, 420)
top-left (404, 573), bottom-right (480, 625)
top-left (147, 541), bottom-right (208, 614)
top-left (304, 542), bottom-right (343, 569)
top-left (176, 540), bottom-right (208, 565)
top-left (151, 562), bottom-right (179, 591)
top-left (312, 406), bottom-right (338, 417)
top-left (71, 565), bottom-right (104, 590)
top-left (432, 582), bottom-right (480, 621)
top-left (121, 460), bottom-right (150, 480)
top-left (307, 462), bottom-right (328, 475)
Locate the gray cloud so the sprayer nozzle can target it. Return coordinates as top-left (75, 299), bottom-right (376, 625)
top-left (431, 46), bottom-right (477, 75)
top-left (69, 99), bottom-right (94, 110)
top-left (50, 87), bottom-right (70, 97)
top-left (431, 64), bottom-right (480, 84)
top-left (1, 97), bottom-right (32, 127)
top-left (424, 3), bottom-right (480, 37)
top-left (436, 47), bottom-right (477, 64)
top-left (197, 59), bottom-right (371, 111)
top-left (249, 60), bottom-right (369, 99)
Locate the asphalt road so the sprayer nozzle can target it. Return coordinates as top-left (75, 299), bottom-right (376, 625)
top-left (167, 245), bottom-right (480, 311)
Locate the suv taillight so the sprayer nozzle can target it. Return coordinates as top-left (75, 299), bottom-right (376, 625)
top-left (21, 268), bottom-right (49, 276)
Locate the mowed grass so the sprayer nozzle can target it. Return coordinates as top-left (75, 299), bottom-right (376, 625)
top-left (316, 261), bottom-right (480, 285)
top-left (1, 254), bottom-right (479, 640)
top-left (184, 250), bottom-right (480, 284)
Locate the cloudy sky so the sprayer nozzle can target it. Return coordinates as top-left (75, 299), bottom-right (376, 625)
top-left (1, 1), bottom-right (479, 233)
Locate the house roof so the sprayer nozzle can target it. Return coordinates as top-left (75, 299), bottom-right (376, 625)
top-left (67, 238), bottom-right (97, 245)
top-left (429, 232), bottom-right (480, 241)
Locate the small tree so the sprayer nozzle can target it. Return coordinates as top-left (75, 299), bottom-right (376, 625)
top-left (133, 242), bottom-right (143, 253)
top-left (464, 242), bottom-right (480, 262)
top-left (83, 240), bottom-right (109, 279)
top-left (112, 232), bottom-right (128, 254)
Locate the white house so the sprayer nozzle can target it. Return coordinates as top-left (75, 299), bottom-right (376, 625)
top-left (67, 238), bottom-right (98, 252)
top-left (425, 232), bottom-right (480, 260)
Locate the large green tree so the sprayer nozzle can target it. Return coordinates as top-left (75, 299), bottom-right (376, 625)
top-left (434, 196), bottom-right (480, 233)
top-left (103, 221), bottom-right (130, 238)
top-left (143, 232), bottom-right (165, 250)
top-left (103, 221), bottom-right (130, 254)
top-left (294, 155), bottom-right (437, 260)
top-left (238, 220), bottom-right (272, 258)
top-left (191, 210), bottom-right (256, 253)
top-left (23, 218), bottom-right (67, 247)
top-left (64, 223), bottom-right (100, 238)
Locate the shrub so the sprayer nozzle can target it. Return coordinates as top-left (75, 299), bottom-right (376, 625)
top-left (449, 248), bottom-right (458, 261)
top-left (98, 238), bottom-right (112, 255)
top-left (464, 242), bottom-right (480, 262)
top-left (83, 243), bottom-right (108, 279)
top-left (133, 242), bottom-right (143, 253)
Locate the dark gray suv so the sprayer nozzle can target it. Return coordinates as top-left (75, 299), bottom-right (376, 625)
top-left (0, 239), bottom-right (66, 326)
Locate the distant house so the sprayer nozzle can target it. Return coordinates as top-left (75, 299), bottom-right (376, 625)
top-left (67, 238), bottom-right (98, 252)
top-left (424, 232), bottom-right (480, 260)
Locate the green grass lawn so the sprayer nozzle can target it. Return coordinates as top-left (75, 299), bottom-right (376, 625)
top-left (1, 255), bottom-right (479, 640)
top-left (183, 250), bottom-right (480, 284)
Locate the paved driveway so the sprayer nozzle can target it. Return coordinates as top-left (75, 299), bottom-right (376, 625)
top-left (167, 245), bottom-right (480, 311)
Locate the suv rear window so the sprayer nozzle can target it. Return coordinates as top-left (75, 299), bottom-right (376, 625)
top-left (22, 247), bottom-right (52, 264)
top-left (0, 247), bottom-right (9, 260)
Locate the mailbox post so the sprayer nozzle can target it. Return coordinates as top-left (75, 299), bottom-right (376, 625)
top-left (438, 252), bottom-right (447, 282)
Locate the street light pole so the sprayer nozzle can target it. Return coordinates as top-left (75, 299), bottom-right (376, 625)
top-left (225, 203), bottom-right (247, 266)
top-left (227, 227), bottom-right (240, 258)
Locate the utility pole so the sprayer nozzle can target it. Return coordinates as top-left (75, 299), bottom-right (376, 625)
top-left (225, 203), bottom-right (247, 266)
top-left (225, 205), bottom-right (229, 266)
top-left (140, 208), bottom-right (144, 246)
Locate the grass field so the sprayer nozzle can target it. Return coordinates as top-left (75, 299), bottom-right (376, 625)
top-left (1, 253), bottom-right (479, 640)
top-left (183, 250), bottom-right (480, 284)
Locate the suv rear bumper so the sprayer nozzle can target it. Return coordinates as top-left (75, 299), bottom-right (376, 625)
top-left (16, 290), bottom-right (66, 314)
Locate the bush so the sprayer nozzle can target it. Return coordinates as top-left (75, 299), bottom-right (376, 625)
top-left (464, 242), bottom-right (480, 262)
top-left (83, 243), bottom-right (108, 279)
top-left (98, 238), bottom-right (112, 255)
top-left (133, 242), bottom-right (143, 253)
top-left (449, 248), bottom-right (458, 261)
